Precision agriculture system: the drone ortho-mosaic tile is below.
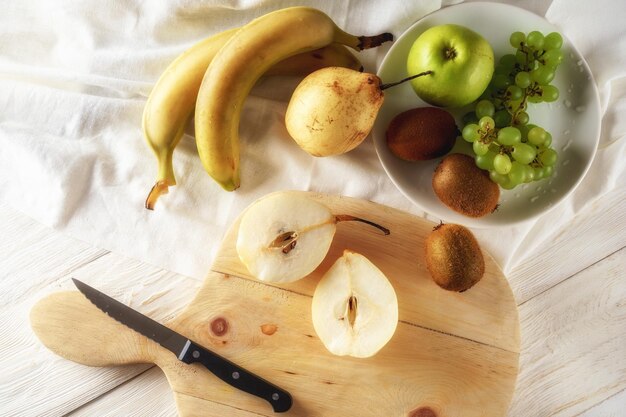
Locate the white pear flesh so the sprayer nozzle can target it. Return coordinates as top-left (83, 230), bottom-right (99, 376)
top-left (312, 250), bottom-right (398, 358)
top-left (285, 67), bottom-right (384, 157)
top-left (236, 193), bottom-right (336, 283)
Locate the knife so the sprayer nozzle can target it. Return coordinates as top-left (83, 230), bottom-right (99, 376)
top-left (72, 278), bottom-right (293, 413)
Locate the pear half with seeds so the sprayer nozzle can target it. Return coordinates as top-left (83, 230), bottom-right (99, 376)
top-left (236, 193), bottom-right (389, 284)
top-left (312, 250), bottom-right (398, 358)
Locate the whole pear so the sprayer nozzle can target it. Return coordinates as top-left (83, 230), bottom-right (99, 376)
top-left (285, 67), bottom-right (384, 157)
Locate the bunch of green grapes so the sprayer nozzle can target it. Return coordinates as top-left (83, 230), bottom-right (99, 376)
top-left (461, 30), bottom-right (564, 190)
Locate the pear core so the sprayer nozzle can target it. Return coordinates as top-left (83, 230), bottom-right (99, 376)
top-left (312, 250), bottom-right (398, 358)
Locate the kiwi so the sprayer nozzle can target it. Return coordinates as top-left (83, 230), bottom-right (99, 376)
top-left (432, 153), bottom-right (499, 217)
top-left (424, 223), bottom-right (485, 292)
top-left (386, 107), bottom-right (457, 161)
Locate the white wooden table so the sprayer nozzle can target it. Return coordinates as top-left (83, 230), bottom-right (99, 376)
top-left (1, 181), bottom-right (624, 417)
top-left (1, 0), bottom-right (625, 415)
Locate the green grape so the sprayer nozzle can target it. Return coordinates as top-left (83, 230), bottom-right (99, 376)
top-left (493, 65), bottom-right (509, 76)
top-left (462, 111), bottom-right (478, 125)
top-left (494, 153), bottom-right (512, 174)
top-left (527, 126), bottom-right (548, 145)
top-left (523, 165), bottom-right (535, 182)
top-left (475, 100), bottom-right (495, 118)
top-left (497, 126), bottom-right (522, 145)
top-left (510, 31), bottom-right (526, 48)
top-left (531, 65), bottom-right (556, 85)
top-left (539, 148), bottom-right (558, 166)
top-left (541, 85), bottom-right (559, 102)
top-left (462, 123), bottom-right (480, 142)
top-left (515, 49), bottom-right (528, 64)
top-left (512, 143), bottom-right (537, 164)
top-left (515, 71), bottom-right (531, 89)
top-left (490, 170), bottom-right (509, 186)
top-left (499, 54), bottom-right (517, 69)
top-left (479, 116), bottom-right (495, 131)
top-left (544, 32), bottom-right (563, 50)
top-left (461, 29), bottom-right (563, 178)
top-left (473, 140), bottom-right (490, 156)
top-left (543, 131), bottom-right (553, 147)
top-left (493, 110), bottom-right (512, 128)
top-left (492, 74), bottom-right (511, 89)
top-left (507, 98), bottom-right (524, 111)
top-left (518, 124), bottom-right (530, 141)
top-left (500, 179), bottom-right (517, 190)
top-left (534, 166), bottom-right (546, 180)
top-left (543, 49), bottom-right (564, 67)
top-left (476, 151), bottom-right (496, 171)
top-left (513, 111), bottom-right (529, 126)
top-left (508, 161), bottom-right (526, 184)
top-left (506, 85), bottom-right (523, 100)
top-left (527, 31), bottom-right (545, 49)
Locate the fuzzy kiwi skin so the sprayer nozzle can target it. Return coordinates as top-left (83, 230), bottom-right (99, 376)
top-left (425, 223), bottom-right (485, 292)
top-left (432, 153), bottom-right (500, 217)
top-left (386, 107), bottom-right (457, 161)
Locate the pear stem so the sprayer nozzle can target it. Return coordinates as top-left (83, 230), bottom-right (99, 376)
top-left (379, 70), bottom-right (433, 91)
top-left (335, 215), bottom-right (390, 235)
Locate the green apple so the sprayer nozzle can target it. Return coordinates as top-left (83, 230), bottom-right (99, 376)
top-left (407, 24), bottom-right (494, 108)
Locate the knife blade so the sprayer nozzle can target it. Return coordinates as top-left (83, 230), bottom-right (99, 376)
top-left (72, 278), bottom-right (292, 413)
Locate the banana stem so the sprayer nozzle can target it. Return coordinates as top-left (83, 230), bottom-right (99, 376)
top-left (145, 180), bottom-right (173, 210)
top-left (356, 33), bottom-right (394, 50)
top-left (335, 30), bottom-right (394, 51)
top-left (379, 70), bottom-right (433, 90)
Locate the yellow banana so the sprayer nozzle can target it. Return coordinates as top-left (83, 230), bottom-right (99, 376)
top-left (143, 28), bottom-right (362, 209)
top-left (194, 6), bottom-right (393, 191)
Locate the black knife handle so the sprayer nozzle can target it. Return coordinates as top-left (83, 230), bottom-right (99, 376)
top-left (180, 340), bottom-right (292, 413)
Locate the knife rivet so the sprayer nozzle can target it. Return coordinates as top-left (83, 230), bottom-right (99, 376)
top-left (232, 371), bottom-right (240, 379)
top-left (192, 350), bottom-right (200, 359)
top-left (272, 393), bottom-right (280, 401)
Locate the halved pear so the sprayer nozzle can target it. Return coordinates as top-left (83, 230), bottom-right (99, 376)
top-left (236, 193), bottom-right (389, 284)
top-left (312, 250), bottom-right (398, 358)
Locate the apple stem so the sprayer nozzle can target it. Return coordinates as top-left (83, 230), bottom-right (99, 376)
top-left (379, 70), bottom-right (433, 91)
top-left (335, 215), bottom-right (390, 235)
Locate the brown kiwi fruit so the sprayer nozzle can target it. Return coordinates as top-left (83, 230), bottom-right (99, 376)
top-left (424, 223), bottom-right (485, 292)
top-left (432, 153), bottom-right (499, 217)
top-left (386, 107), bottom-right (458, 161)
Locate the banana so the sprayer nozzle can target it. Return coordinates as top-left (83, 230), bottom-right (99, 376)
top-left (143, 28), bottom-right (362, 209)
top-left (194, 7), bottom-right (393, 191)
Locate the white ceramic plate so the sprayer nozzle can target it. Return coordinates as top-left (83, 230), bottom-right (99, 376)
top-left (372, 2), bottom-right (601, 227)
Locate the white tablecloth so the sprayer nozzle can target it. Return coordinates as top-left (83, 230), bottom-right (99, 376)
top-left (1, 0), bottom-right (624, 280)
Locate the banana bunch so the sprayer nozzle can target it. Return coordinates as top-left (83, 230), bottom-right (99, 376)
top-left (143, 6), bottom-right (393, 208)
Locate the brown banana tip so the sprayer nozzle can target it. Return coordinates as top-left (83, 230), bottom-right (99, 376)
top-left (145, 180), bottom-right (170, 210)
top-left (358, 32), bottom-right (394, 50)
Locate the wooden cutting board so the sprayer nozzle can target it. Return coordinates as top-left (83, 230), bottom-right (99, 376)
top-left (31, 191), bottom-right (520, 417)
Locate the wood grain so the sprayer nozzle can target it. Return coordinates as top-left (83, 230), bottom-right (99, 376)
top-left (508, 247), bottom-right (626, 417)
top-left (30, 192), bottom-right (520, 417)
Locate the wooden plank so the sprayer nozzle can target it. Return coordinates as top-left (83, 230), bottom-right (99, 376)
top-left (507, 186), bottom-right (626, 304)
top-left (576, 388), bottom-right (626, 417)
top-left (0, 203), bottom-right (200, 416)
top-left (507, 247), bottom-right (626, 417)
top-left (67, 368), bottom-right (177, 417)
